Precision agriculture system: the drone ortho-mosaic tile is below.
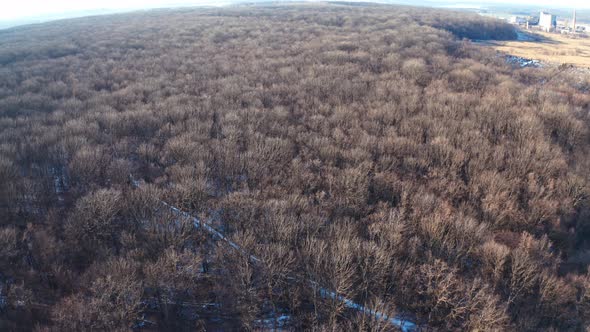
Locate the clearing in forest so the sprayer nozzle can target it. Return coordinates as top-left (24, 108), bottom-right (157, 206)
top-left (483, 30), bottom-right (590, 68)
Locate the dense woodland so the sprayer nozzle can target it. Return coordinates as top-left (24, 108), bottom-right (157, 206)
top-left (0, 3), bottom-right (589, 331)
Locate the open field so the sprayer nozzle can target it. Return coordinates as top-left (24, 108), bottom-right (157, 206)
top-left (485, 30), bottom-right (590, 68)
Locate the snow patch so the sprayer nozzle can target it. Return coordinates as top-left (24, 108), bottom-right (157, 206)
top-left (255, 314), bottom-right (291, 330)
top-left (505, 55), bottom-right (541, 68)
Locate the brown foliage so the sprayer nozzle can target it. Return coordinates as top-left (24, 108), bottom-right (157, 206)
top-left (0, 3), bottom-right (588, 330)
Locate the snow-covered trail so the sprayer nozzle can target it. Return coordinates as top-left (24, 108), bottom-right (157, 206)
top-left (131, 177), bottom-right (417, 331)
top-left (160, 201), bottom-right (261, 264)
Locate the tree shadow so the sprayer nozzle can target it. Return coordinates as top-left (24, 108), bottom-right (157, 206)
top-left (516, 29), bottom-right (561, 44)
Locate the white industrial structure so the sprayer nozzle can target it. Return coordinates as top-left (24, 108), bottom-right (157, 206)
top-left (539, 11), bottom-right (557, 31)
top-left (572, 9), bottom-right (577, 33)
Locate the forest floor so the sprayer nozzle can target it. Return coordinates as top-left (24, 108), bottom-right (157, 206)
top-left (480, 29), bottom-right (590, 68)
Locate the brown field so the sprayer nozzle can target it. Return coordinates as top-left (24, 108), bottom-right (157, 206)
top-left (485, 30), bottom-right (590, 67)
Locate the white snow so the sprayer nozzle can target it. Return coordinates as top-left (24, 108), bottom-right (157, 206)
top-left (255, 314), bottom-right (291, 330)
top-left (316, 283), bottom-right (416, 332)
top-left (505, 55), bottom-right (541, 68)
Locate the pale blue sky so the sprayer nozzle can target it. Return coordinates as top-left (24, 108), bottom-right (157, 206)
top-left (1, 0), bottom-right (589, 21)
top-left (0, 1), bottom-right (227, 20)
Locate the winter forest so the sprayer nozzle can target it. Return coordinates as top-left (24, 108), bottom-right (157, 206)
top-left (1, 3), bottom-right (590, 331)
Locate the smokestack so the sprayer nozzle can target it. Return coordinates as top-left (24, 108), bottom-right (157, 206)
top-left (573, 9), bottom-right (576, 33)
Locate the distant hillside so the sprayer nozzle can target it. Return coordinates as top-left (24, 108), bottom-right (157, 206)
top-left (2, 1), bottom-right (587, 30)
top-left (0, 9), bottom-right (129, 29)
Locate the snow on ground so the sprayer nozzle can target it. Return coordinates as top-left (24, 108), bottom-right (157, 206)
top-left (505, 55), bottom-right (541, 68)
top-left (255, 314), bottom-right (291, 330)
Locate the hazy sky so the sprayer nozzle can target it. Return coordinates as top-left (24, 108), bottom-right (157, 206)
top-left (1, 0), bottom-right (589, 21)
top-left (0, 1), bottom-right (225, 20)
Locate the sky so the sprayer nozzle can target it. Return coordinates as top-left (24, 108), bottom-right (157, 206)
top-left (0, 1), bottom-right (226, 21)
top-left (1, 0), bottom-right (589, 21)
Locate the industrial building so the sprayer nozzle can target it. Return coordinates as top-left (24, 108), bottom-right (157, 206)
top-left (509, 16), bottom-right (527, 25)
top-left (539, 11), bottom-right (557, 32)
